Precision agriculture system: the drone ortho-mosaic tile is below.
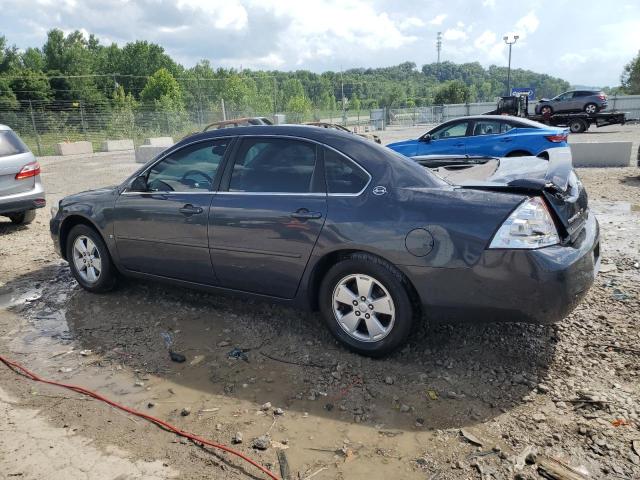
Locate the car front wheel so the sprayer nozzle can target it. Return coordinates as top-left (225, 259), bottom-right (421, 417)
top-left (9, 209), bottom-right (36, 225)
top-left (540, 105), bottom-right (553, 115)
top-left (66, 224), bottom-right (117, 293)
top-left (319, 253), bottom-right (415, 357)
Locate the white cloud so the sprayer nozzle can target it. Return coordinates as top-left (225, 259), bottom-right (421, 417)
top-left (429, 14), bottom-right (447, 25)
top-left (482, 0), bottom-right (495, 7)
top-left (176, 0), bottom-right (248, 30)
top-left (399, 17), bottom-right (426, 30)
top-left (443, 28), bottom-right (467, 41)
top-left (514, 11), bottom-right (539, 36)
top-left (474, 30), bottom-right (496, 50)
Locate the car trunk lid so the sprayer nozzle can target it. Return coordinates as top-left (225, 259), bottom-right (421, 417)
top-left (426, 148), bottom-right (588, 241)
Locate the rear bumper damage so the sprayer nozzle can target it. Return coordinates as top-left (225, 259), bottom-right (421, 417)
top-left (406, 211), bottom-right (600, 324)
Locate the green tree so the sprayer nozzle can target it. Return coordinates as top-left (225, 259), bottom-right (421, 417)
top-left (433, 80), bottom-right (470, 104)
top-left (10, 69), bottom-right (52, 101)
top-left (140, 68), bottom-right (183, 105)
top-left (286, 94), bottom-right (312, 122)
top-left (0, 77), bottom-right (18, 109)
top-left (621, 51), bottom-right (640, 94)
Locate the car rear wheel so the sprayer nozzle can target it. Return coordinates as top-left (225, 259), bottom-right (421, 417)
top-left (319, 253), bottom-right (415, 357)
top-left (66, 224), bottom-right (117, 293)
top-left (540, 105), bottom-right (553, 115)
top-left (8, 209), bottom-right (36, 225)
top-left (584, 103), bottom-right (598, 115)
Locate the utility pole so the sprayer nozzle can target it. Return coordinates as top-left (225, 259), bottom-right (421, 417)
top-left (503, 35), bottom-right (519, 96)
top-left (436, 32), bottom-right (442, 65)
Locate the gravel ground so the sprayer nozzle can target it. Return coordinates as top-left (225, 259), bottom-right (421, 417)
top-left (0, 128), bottom-right (639, 480)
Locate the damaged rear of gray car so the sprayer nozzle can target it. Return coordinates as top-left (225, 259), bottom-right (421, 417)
top-left (50, 126), bottom-right (599, 357)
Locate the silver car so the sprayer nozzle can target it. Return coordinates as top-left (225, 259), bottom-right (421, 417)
top-left (0, 124), bottom-right (45, 225)
top-left (535, 90), bottom-right (608, 115)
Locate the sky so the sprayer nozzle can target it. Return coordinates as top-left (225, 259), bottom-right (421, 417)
top-left (1, 0), bottom-right (639, 86)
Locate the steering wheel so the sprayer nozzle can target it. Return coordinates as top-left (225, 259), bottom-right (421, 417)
top-left (180, 170), bottom-right (213, 188)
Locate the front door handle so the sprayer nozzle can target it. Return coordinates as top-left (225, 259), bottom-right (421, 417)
top-left (454, 142), bottom-right (465, 147)
top-left (500, 138), bottom-right (513, 142)
top-left (179, 204), bottom-right (203, 216)
top-left (291, 209), bottom-right (322, 220)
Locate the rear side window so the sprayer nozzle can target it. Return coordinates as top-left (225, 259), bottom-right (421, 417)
top-left (229, 138), bottom-right (318, 193)
top-left (472, 120), bottom-right (514, 135)
top-left (324, 148), bottom-right (369, 194)
top-left (0, 130), bottom-right (29, 157)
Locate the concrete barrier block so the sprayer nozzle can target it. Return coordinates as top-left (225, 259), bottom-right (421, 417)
top-left (54, 141), bottom-right (93, 156)
top-left (144, 137), bottom-right (174, 147)
top-left (570, 142), bottom-right (632, 167)
top-left (101, 139), bottom-right (134, 152)
top-left (135, 145), bottom-right (170, 164)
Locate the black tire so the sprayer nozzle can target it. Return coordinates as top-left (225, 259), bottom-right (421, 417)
top-left (9, 209), bottom-right (36, 225)
top-left (506, 150), bottom-right (532, 157)
top-left (569, 119), bottom-right (588, 133)
top-left (584, 103), bottom-right (598, 115)
top-left (66, 224), bottom-right (117, 293)
top-left (540, 105), bottom-right (553, 115)
top-left (319, 252), bottom-right (415, 357)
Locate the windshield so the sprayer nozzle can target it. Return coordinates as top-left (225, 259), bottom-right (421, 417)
top-left (0, 130), bottom-right (29, 157)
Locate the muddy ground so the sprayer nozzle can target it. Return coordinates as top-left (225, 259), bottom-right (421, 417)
top-left (0, 128), bottom-right (639, 480)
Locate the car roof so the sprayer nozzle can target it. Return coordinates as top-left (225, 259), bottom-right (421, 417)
top-left (0, 124), bottom-right (11, 131)
top-left (436, 115), bottom-right (549, 129)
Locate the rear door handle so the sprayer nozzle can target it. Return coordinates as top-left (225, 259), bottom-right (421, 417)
top-left (454, 142), bottom-right (465, 147)
top-left (179, 204), bottom-right (203, 215)
top-left (500, 138), bottom-right (513, 142)
top-left (291, 209), bottom-right (322, 220)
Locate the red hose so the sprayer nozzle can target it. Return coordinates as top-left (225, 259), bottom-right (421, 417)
top-left (0, 354), bottom-right (280, 480)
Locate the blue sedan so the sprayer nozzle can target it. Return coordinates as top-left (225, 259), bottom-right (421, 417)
top-left (387, 115), bottom-right (568, 158)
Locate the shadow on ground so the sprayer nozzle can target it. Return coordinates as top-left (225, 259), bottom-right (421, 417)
top-left (3, 263), bottom-right (558, 432)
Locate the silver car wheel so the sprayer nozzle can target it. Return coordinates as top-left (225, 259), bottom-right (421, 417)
top-left (585, 104), bottom-right (597, 114)
top-left (72, 235), bottom-right (102, 284)
top-left (332, 274), bottom-right (395, 342)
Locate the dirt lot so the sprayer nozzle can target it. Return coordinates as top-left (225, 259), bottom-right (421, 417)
top-left (0, 127), bottom-right (639, 480)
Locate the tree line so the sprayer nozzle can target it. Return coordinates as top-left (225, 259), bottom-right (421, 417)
top-left (3, 29), bottom-right (636, 121)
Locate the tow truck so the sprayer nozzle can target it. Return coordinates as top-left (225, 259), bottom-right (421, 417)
top-left (486, 94), bottom-right (626, 133)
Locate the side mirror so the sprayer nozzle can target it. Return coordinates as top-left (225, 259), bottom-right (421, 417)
top-left (420, 134), bottom-right (432, 143)
top-left (129, 175), bottom-right (148, 192)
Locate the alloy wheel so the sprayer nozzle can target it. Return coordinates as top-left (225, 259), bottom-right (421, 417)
top-left (72, 235), bottom-right (102, 284)
top-left (585, 104), bottom-right (597, 114)
top-left (332, 274), bottom-right (395, 342)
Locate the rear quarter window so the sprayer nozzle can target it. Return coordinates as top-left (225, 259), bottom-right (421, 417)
top-left (0, 130), bottom-right (29, 157)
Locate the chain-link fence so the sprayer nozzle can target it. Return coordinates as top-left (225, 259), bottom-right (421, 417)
top-left (0, 99), bottom-right (374, 156)
top-left (3, 95), bottom-right (640, 156)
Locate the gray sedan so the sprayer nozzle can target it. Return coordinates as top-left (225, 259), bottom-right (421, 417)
top-left (50, 126), bottom-right (599, 356)
top-left (0, 124), bottom-right (45, 225)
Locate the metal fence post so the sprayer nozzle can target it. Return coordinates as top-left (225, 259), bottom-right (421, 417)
top-left (28, 100), bottom-right (43, 156)
top-left (79, 100), bottom-right (88, 142)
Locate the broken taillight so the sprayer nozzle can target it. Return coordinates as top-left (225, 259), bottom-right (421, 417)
top-left (15, 161), bottom-right (40, 179)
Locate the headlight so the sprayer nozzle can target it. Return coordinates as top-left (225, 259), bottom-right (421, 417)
top-left (489, 196), bottom-right (559, 249)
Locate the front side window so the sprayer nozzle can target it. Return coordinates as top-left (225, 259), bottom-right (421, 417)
top-left (229, 138), bottom-right (318, 193)
top-left (324, 148), bottom-right (369, 194)
top-left (431, 121), bottom-right (469, 140)
top-left (0, 130), bottom-right (29, 157)
top-left (146, 139), bottom-right (229, 192)
top-left (472, 120), bottom-right (514, 136)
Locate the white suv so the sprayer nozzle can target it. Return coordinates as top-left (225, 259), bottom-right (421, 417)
top-left (0, 124), bottom-right (45, 225)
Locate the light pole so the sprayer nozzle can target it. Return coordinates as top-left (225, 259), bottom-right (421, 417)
top-left (503, 35), bottom-right (519, 96)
